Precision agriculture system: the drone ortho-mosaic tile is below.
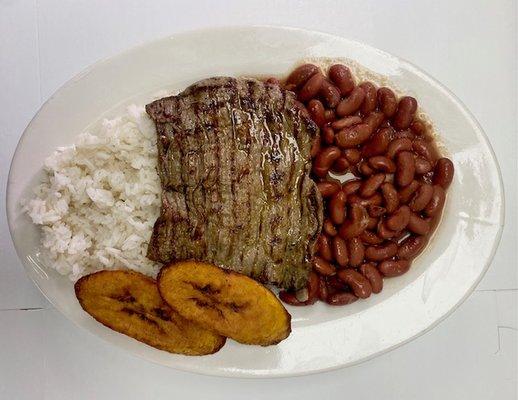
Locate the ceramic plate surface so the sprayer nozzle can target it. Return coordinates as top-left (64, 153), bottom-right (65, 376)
top-left (7, 26), bottom-right (504, 377)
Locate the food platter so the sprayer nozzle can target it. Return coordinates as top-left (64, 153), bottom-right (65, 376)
top-left (6, 26), bottom-right (504, 377)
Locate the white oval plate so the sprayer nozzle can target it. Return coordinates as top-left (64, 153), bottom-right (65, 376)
top-left (7, 26), bottom-right (504, 377)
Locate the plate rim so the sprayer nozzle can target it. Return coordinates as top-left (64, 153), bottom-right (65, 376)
top-left (6, 25), bottom-right (506, 378)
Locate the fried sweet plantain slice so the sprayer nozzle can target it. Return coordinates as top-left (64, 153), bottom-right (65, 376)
top-left (75, 270), bottom-right (225, 355)
top-left (157, 261), bottom-right (291, 346)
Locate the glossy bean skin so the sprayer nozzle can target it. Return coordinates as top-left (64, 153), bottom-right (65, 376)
top-left (410, 119), bottom-right (426, 135)
top-left (305, 272), bottom-right (320, 305)
top-left (310, 136), bottom-right (321, 158)
top-left (329, 191), bottom-right (347, 225)
top-left (407, 212), bottom-right (431, 235)
top-left (359, 263), bottom-right (384, 293)
top-left (332, 236), bottom-right (349, 267)
top-left (298, 73), bottom-right (325, 102)
top-left (324, 109), bottom-right (336, 122)
top-left (337, 269), bottom-right (372, 299)
top-left (342, 179), bottom-right (362, 195)
top-left (279, 290), bottom-right (307, 306)
top-left (307, 99), bottom-right (326, 127)
top-left (377, 220), bottom-right (400, 239)
top-left (367, 216), bottom-right (379, 230)
top-left (328, 64), bottom-right (355, 95)
top-left (362, 127), bottom-right (393, 157)
top-left (398, 180), bottom-right (421, 204)
top-left (348, 238), bottom-right (365, 267)
top-left (331, 116), bottom-right (362, 130)
top-left (326, 292), bottom-right (358, 305)
top-left (363, 111), bottom-right (385, 134)
top-left (343, 149), bottom-right (362, 165)
top-left (424, 185), bottom-right (446, 217)
top-left (322, 126), bottom-right (335, 145)
top-left (369, 156), bottom-right (396, 173)
top-left (336, 87), bottom-right (366, 117)
top-left (313, 146), bottom-right (341, 177)
top-left (320, 79), bottom-right (341, 108)
top-left (360, 82), bottom-right (377, 116)
top-left (313, 256), bottom-right (336, 276)
top-left (378, 259), bottom-right (411, 277)
top-left (397, 235), bottom-right (428, 259)
top-left (409, 184), bottom-right (434, 212)
top-left (339, 204), bottom-right (370, 239)
top-left (335, 124), bottom-right (371, 148)
top-left (317, 180), bottom-right (341, 198)
top-left (396, 151), bottom-right (416, 187)
top-left (358, 161), bottom-right (374, 176)
top-left (368, 205), bottom-right (386, 218)
top-left (377, 87), bottom-right (398, 117)
top-left (412, 139), bottom-right (437, 163)
top-left (415, 157), bottom-right (432, 174)
top-left (331, 156), bottom-right (350, 174)
top-left (381, 182), bottom-right (399, 213)
top-left (433, 158), bottom-right (454, 188)
top-left (317, 234), bottom-right (333, 262)
top-left (360, 230), bottom-right (384, 245)
top-left (323, 219), bottom-right (338, 237)
top-left (365, 241), bottom-right (398, 261)
top-left (318, 276), bottom-right (329, 301)
top-left (348, 193), bottom-right (383, 208)
top-left (287, 63), bottom-right (319, 88)
top-left (359, 173), bottom-right (385, 198)
top-left (386, 205), bottom-right (411, 231)
top-left (392, 96), bottom-right (418, 130)
top-left (387, 137), bottom-right (413, 159)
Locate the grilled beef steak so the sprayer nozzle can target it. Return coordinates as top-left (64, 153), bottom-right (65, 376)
top-left (146, 77), bottom-right (323, 290)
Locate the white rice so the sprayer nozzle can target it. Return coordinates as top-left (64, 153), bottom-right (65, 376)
top-left (23, 104), bottom-right (162, 281)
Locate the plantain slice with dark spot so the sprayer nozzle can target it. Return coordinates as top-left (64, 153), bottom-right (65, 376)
top-left (157, 261), bottom-right (291, 346)
top-left (74, 270), bottom-right (226, 355)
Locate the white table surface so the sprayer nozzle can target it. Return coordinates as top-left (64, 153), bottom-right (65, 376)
top-left (1, 1), bottom-right (516, 399)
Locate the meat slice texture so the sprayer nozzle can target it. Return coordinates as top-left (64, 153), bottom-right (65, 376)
top-left (146, 77), bottom-right (323, 290)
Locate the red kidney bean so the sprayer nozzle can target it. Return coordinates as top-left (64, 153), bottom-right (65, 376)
top-left (317, 180), bottom-right (341, 198)
top-left (335, 123), bottom-right (372, 148)
top-left (397, 235), bottom-right (428, 259)
top-left (298, 73), bottom-right (325, 102)
top-left (377, 87), bottom-right (398, 117)
top-left (365, 241), bottom-right (398, 261)
top-left (369, 156), bottom-right (396, 173)
top-left (368, 205), bottom-right (386, 218)
top-left (381, 182), bottom-right (400, 213)
top-left (339, 203), bottom-right (370, 239)
top-left (398, 180), bottom-right (421, 203)
top-left (359, 263), bottom-right (383, 293)
top-left (409, 183), bottom-right (434, 212)
top-left (307, 99), bottom-right (326, 127)
top-left (348, 238), bottom-right (365, 267)
top-left (329, 64), bottom-right (355, 95)
top-left (337, 269), bottom-right (372, 299)
top-left (377, 220), bottom-right (400, 239)
top-left (360, 173), bottom-right (385, 197)
top-left (386, 205), bottom-right (411, 231)
top-left (407, 212), bottom-right (431, 235)
top-left (284, 83), bottom-right (297, 91)
top-left (331, 156), bottom-right (350, 174)
top-left (392, 96), bottom-right (418, 130)
top-left (287, 63), bottom-right (319, 88)
top-left (348, 193), bottom-right (383, 208)
top-left (378, 259), bottom-right (411, 277)
top-left (324, 109), bottom-right (336, 122)
top-left (313, 146), bottom-right (341, 177)
top-left (361, 230), bottom-right (384, 245)
top-left (358, 160), bottom-right (374, 176)
top-left (363, 111), bottom-right (385, 134)
top-left (343, 148), bottom-right (362, 165)
top-left (317, 234), bottom-right (333, 262)
top-left (367, 216), bottom-right (379, 230)
top-left (396, 151), bottom-right (415, 187)
top-left (305, 272), bottom-right (319, 305)
top-left (360, 82), bottom-right (377, 115)
top-left (410, 119), bottom-right (426, 135)
top-left (342, 179), bottom-right (362, 195)
top-left (326, 275), bottom-right (347, 291)
top-left (329, 191), bottom-right (347, 225)
top-left (331, 116), bottom-right (362, 130)
top-left (362, 128), bottom-right (394, 157)
top-left (424, 185), bottom-right (446, 217)
top-left (323, 219), bottom-right (338, 237)
top-left (326, 291), bottom-right (358, 305)
top-left (386, 137), bottom-right (413, 159)
top-left (433, 158), bottom-right (454, 188)
top-left (313, 256), bottom-right (336, 276)
top-left (310, 137), bottom-right (321, 158)
top-left (394, 129), bottom-right (416, 140)
top-left (318, 275), bottom-right (329, 301)
top-left (322, 126), bottom-right (335, 144)
top-left (336, 86), bottom-right (366, 116)
top-left (320, 79), bottom-right (341, 108)
top-left (279, 290), bottom-right (307, 306)
top-left (332, 236), bottom-right (349, 267)
top-left (412, 138), bottom-right (438, 163)
top-left (415, 157), bottom-right (432, 174)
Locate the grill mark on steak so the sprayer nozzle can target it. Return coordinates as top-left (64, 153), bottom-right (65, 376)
top-left (146, 77), bottom-right (322, 290)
